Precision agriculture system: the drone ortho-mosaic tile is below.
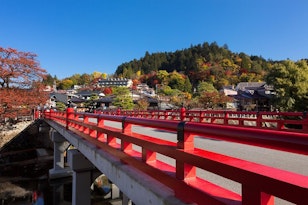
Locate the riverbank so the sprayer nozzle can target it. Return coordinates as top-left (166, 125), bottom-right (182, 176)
top-left (0, 181), bottom-right (32, 204)
top-left (0, 121), bottom-right (35, 204)
top-left (0, 121), bottom-right (33, 149)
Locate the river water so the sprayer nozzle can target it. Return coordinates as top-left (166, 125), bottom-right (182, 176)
top-left (0, 173), bottom-right (73, 205)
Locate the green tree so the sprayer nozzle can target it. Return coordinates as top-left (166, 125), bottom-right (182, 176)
top-left (160, 85), bottom-right (174, 96)
top-left (56, 101), bottom-right (66, 111)
top-left (79, 73), bottom-right (92, 85)
top-left (197, 81), bottom-right (217, 93)
top-left (43, 74), bottom-right (56, 85)
top-left (85, 93), bottom-right (99, 112)
top-left (112, 87), bottom-right (134, 109)
top-left (123, 67), bottom-right (134, 78)
top-left (183, 77), bottom-right (192, 93)
top-left (266, 60), bottom-right (308, 111)
top-left (69, 74), bottom-right (81, 85)
top-left (156, 70), bottom-right (169, 85)
top-left (168, 71), bottom-right (185, 91)
top-left (58, 79), bottom-right (74, 90)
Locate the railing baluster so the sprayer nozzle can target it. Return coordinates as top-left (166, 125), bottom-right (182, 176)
top-left (121, 117), bottom-right (132, 152)
top-left (97, 116), bottom-right (105, 141)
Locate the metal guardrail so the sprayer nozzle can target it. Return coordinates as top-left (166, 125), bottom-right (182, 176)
top-left (43, 109), bottom-right (308, 205)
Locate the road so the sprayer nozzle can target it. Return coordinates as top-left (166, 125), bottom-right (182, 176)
top-left (103, 120), bottom-right (307, 205)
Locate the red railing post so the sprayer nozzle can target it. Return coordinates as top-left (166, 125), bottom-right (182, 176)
top-left (121, 117), bottom-right (133, 152)
top-left (180, 106), bottom-right (186, 121)
top-left (256, 112), bottom-right (262, 128)
top-left (97, 116), bottom-right (105, 141)
top-left (142, 149), bottom-right (156, 163)
top-left (176, 121), bottom-right (196, 180)
top-left (242, 185), bottom-right (274, 205)
top-left (49, 108), bottom-right (54, 120)
top-left (83, 115), bottom-right (90, 134)
top-left (164, 111), bottom-right (168, 120)
top-left (66, 107), bottom-right (74, 130)
top-left (34, 109), bottom-right (40, 119)
top-left (303, 111), bottom-right (308, 132)
top-left (224, 111), bottom-right (229, 125)
top-left (117, 108), bottom-right (121, 115)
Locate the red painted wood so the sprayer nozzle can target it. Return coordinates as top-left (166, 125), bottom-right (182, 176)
top-left (44, 110), bottom-right (308, 205)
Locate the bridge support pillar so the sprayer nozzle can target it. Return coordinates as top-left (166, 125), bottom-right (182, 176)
top-left (49, 130), bottom-right (72, 179)
top-left (68, 149), bottom-right (95, 205)
top-left (122, 192), bottom-right (133, 205)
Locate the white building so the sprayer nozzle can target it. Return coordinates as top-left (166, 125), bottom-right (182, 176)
top-left (97, 78), bottom-right (133, 87)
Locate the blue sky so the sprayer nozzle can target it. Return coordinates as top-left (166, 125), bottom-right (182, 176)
top-left (1, 0), bottom-right (307, 79)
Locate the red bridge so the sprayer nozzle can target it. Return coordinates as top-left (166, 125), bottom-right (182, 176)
top-left (41, 108), bottom-right (308, 205)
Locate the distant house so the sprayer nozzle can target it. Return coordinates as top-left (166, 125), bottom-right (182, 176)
top-left (221, 85), bottom-right (237, 96)
top-left (136, 83), bottom-right (155, 97)
top-left (97, 78), bottom-right (133, 87)
top-left (234, 82), bottom-right (275, 111)
top-left (49, 92), bottom-right (73, 108)
top-left (221, 86), bottom-right (238, 110)
top-left (76, 90), bottom-right (102, 100)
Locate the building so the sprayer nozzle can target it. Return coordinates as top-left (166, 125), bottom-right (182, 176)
top-left (97, 78), bottom-right (133, 87)
top-left (234, 82), bottom-right (275, 111)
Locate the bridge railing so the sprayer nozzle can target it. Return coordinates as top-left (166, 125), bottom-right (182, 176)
top-left (44, 108), bottom-right (308, 205)
top-left (99, 108), bottom-right (308, 132)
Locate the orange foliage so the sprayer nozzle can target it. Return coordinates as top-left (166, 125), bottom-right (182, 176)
top-left (103, 87), bottom-right (112, 95)
top-left (0, 47), bottom-right (48, 119)
top-left (132, 79), bottom-right (140, 86)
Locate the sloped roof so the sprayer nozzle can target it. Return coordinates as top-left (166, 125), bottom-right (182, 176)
top-left (70, 97), bottom-right (85, 103)
top-left (235, 90), bottom-right (269, 100)
top-left (50, 93), bottom-right (68, 104)
top-left (236, 82), bottom-right (266, 91)
top-left (96, 97), bottom-right (113, 103)
top-left (76, 90), bottom-right (101, 97)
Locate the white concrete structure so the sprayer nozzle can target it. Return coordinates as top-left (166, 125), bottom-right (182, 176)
top-left (67, 149), bottom-right (95, 205)
top-left (46, 120), bottom-right (187, 205)
top-left (49, 130), bottom-right (72, 179)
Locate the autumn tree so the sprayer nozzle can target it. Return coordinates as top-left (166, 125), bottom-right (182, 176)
top-left (58, 79), bottom-right (74, 90)
top-left (135, 98), bottom-right (149, 110)
top-left (0, 47), bottom-right (46, 88)
top-left (92, 71), bottom-right (102, 79)
top-left (167, 70), bottom-right (187, 91)
top-left (103, 87), bottom-right (113, 95)
top-left (198, 91), bottom-right (231, 109)
top-left (0, 47), bottom-right (48, 119)
top-left (156, 70), bottom-right (169, 85)
top-left (79, 73), bottom-right (92, 85)
top-left (102, 73), bottom-right (108, 79)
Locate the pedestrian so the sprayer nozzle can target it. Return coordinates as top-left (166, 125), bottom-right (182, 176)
top-left (33, 190), bottom-right (44, 205)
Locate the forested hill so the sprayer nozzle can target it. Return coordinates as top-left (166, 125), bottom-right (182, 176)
top-left (115, 41), bottom-right (273, 89)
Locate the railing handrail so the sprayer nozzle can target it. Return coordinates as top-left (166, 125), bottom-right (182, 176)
top-left (43, 109), bottom-right (308, 205)
top-left (97, 108), bottom-right (308, 132)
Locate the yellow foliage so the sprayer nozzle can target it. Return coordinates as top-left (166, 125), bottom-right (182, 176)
top-left (92, 71), bottom-right (102, 79)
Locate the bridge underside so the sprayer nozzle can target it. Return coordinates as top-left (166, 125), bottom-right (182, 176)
top-left (45, 119), bottom-right (187, 205)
